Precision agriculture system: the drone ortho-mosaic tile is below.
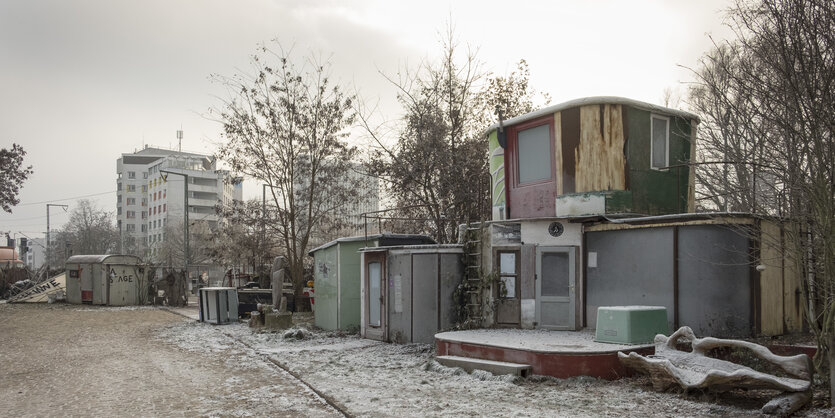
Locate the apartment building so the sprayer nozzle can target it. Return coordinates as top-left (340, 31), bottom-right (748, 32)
top-left (116, 146), bottom-right (242, 262)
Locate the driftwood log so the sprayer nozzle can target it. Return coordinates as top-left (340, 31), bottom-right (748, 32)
top-left (619, 326), bottom-right (813, 415)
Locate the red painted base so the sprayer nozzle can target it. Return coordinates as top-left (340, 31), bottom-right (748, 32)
top-left (436, 338), bottom-right (654, 380)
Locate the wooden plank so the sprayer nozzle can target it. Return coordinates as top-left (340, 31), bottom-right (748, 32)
top-left (760, 220), bottom-right (784, 336)
top-left (583, 217), bottom-right (756, 232)
top-left (560, 107), bottom-right (580, 194)
top-left (575, 104), bottom-right (626, 193)
top-left (687, 119), bottom-right (698, 212)
top-left (783, 223), bottom-right (804, 333)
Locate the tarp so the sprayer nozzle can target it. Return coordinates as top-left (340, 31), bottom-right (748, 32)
top-left (9, 273), bottom-right (66, 303)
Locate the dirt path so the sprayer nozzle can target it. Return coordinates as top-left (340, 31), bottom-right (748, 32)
top-left (0, 303), bottom-right (340, 417)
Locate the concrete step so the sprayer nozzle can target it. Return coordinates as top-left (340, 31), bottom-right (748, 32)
top-left (436, 355), bottom-right (532, 377)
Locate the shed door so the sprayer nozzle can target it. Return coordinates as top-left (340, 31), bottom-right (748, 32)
top-left (495, 250), bottom-right (521, 326)
top-left (80, 265), bottom-right (93, 303)
top-left (536, 246), bottom-right (576, 330)
top-left (364, 252), bottom-right (387, 341)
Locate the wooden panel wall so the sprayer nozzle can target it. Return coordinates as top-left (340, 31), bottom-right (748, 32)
top-left (574, 104), bottom-right (626, 193)
top-left (782, 223), bottom-right (804, 333)
top-left (553, 112), bottom-right (563, 196)
top-left (759, 220), bottom-right (784, 336)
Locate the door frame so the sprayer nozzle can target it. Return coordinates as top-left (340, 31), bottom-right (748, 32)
top-left (535, 246), bottom-right (577, 330)
top-left (363, 251), bottom-right (387, 341)
top-left (494, 247), bottom-right (521, 327)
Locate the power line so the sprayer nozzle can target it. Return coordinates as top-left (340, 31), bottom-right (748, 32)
top-left (15, 190), bottom-right (115, 207)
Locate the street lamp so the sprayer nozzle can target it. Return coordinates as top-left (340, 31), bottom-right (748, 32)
top-left (46, 203), bottom-right (68, 271)
top-left (160, 169), bottom-right (189, 276)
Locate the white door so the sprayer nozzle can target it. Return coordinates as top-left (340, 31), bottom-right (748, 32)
top-left (536, 246), bottom-right (576, 330)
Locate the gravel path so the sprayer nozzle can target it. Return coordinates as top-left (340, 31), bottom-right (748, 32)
top-left (0, 303), bottom-right (340, 417)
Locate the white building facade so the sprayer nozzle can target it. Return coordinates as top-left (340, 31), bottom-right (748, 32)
top-left (116, 146), bottom-right (242, 262)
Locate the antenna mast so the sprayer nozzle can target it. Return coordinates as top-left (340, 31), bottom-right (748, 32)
top-left (176, 129), bottom-right (183, 152)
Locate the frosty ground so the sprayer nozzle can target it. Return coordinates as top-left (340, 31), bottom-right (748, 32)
top-left (1, 303), bottom-right (832, 416)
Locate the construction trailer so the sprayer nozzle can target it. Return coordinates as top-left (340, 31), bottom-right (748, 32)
top-left (308, 234), bottom-right (435, 331)
top-left (359, 244), bottom-right (464, 344)
top-left (478, 97), bottom-right (803, 337)
top-left (65, 255), bottom-right (145, 306)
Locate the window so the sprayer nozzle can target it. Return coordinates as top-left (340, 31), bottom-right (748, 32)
top-left (516, 123), bottom-right (552, 184)
top-left (368, 261), bottom-right (382, 326)
top-left (127, 184), bottom-right (135, 192)
top-left (128, 171), bottom-right (135, 179)
top-left (125, 223), bottom-right (136, 232)
top-left (126, 210), bottom-right (135, 219)
top-left (651, 115), bottom-right (670, 170)
top-left (126, 197), bottom-right (135, 205)
top-left (117, 207), bottom-right (122, 215)
top-left (497, 251), bottom-right (518, 299)
top-left (163, 204), bottom-right (166, 212)
top-left (141, 211), bottom-right (147, 219)
top-left (141, 198), bottom-right (146, 207)
top-left (141, 185), bottom-right (147, 193)
top-left (143, 172), bottom-right (148, 179)
top-left (141, 224), bottom-right (146, 232)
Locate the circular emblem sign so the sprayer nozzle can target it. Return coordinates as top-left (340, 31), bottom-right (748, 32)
top-left (548, 221), bottom-right (564, 237)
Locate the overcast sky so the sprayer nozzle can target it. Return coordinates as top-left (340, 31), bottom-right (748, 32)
top-left (0, 0), bottom-right (733, 238)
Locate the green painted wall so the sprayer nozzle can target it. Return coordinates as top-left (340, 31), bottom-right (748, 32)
top-left (311, 239), bottom-right (377, 331)
top-left (313, 244), bottom-right (339, 330)
top-left (338, 240), bottom-right (366, 331)
top-left (625, 107), bottom-right (692, 215)
top-left (488, 130), bottom-right (506, 217)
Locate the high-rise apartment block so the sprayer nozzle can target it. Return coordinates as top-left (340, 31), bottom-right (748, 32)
top-left (116, 146), bottom-right (242, 261)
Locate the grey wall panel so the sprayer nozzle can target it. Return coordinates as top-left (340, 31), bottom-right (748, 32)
top-left (411, 254), bottom-right (439, 344)
top-left (387, 253), bottom-right (412, 343)
top-left (586, 227), bottom-right (675, 329)
top-left (439, 253), bottom-right (463, 330)
top-left (678, 225), bottom-right (751, 337)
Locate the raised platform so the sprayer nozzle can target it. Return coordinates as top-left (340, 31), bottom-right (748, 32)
top-left (435, 329), bottom-right (654, 380)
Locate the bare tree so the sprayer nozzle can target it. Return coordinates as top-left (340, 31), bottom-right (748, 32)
top-left (211, 43), bottom-right (360, 292)
top-left (0, 144), bottom-right (33, 213)
top-left (688, 0), bottom-right (835, 392)
top-left (54, 200), bottom-right (118, 264)
top-left (363, 29), bottom-right (549, 243)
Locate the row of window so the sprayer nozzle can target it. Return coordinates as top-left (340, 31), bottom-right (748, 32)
top-left (126, 171), bottom-right (149, 180)
top-left (514, 114), bottom-right (672, 186)
top-left (120, 204), bottom-right (165, 219)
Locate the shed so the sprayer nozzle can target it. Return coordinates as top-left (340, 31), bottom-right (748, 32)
top-left (65, 255), bottom-right (145, 306)
top-left (308, 234), bottom-right (435, 331)
top-left (359, 244), bottom-right (464, 344)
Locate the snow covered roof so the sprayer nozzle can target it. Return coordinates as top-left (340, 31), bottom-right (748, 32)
top-left (486, 96), bottom-right (700, 133)
top-left (65, 254), bottom-right (144, 264)
top-left (308, 234), bottom-right (435, 255)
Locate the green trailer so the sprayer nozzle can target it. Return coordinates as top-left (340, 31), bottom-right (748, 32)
top-left (309, 234), bottom-right (434, 331)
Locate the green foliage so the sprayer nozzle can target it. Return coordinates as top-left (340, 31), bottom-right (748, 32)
top-left (0, 143), bottom-right (33, 213)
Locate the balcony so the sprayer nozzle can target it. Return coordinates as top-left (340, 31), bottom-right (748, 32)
top-left (187, 197), bottom-right (219, 208)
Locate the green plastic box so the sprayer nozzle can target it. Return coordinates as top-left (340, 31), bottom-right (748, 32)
top-left (594, 306), bottom-right (668, 344)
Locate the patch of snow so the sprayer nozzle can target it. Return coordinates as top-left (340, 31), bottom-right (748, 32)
top-left (435, 328), bottom-right (651, 353)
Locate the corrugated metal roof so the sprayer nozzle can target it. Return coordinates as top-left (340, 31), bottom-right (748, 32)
top-left (308, 234), bottom-right (435, 255)
top-left (65, 254), bottom-right (144, 264)
top-left (359, 244), bottom-right (464, 253)
top-left (486, 96), bottom-right (700, 133)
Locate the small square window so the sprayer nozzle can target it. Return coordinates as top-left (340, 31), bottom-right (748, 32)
top-left (517, 124), bottom-right (552, 184)
top-left (651, 115), bottom-right (670, 170)
top-left (497, 251), bottom-right (518, 299)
